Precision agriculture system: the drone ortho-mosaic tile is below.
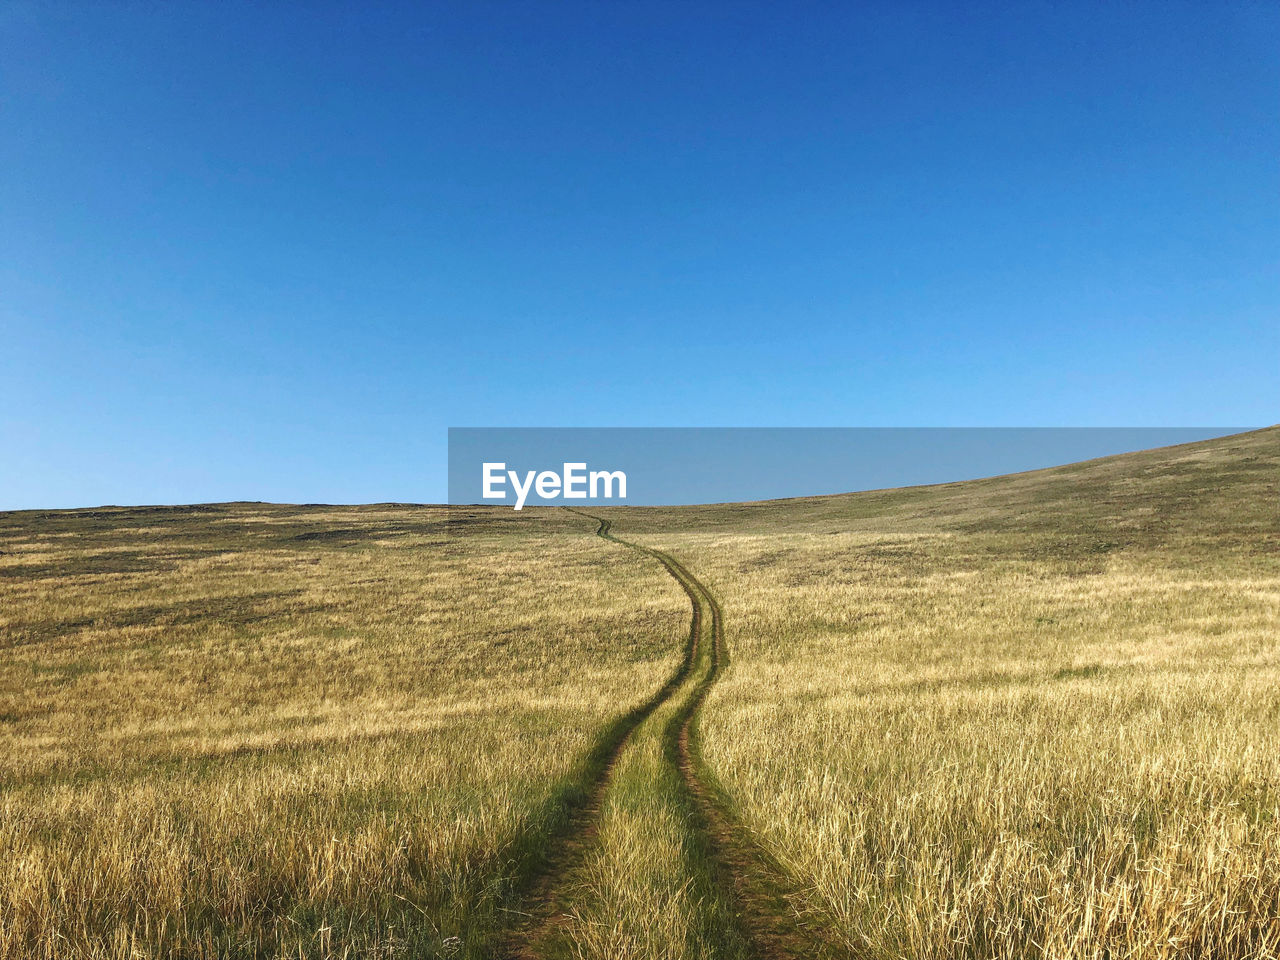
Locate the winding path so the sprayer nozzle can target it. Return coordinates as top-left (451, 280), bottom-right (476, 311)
top-left (501, 510), bottom-right (840, 959)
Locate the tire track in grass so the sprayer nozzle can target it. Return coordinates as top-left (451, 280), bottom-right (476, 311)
top-left (580, 510), bottom-right (844, 960)
top-left (497, 514), bottom-right (698, 959)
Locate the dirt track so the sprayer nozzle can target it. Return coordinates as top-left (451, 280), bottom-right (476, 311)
top-left (500, 510), bottom-right (841, 959)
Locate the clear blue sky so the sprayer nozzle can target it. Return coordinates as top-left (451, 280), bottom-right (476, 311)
top-left (2, 1), bottom-right (1276, 509)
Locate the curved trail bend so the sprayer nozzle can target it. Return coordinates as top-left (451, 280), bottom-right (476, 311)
top-left (572, 510), bottom-right (839, 960)
top-left (497, 512), bottom-right (697, 958)
top-left (502, 509), bottom-right (839, 959)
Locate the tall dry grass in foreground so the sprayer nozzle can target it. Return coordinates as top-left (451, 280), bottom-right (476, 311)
top-left (613, 427), bottom-right (1280, 959)
top-left (0, 505), bottom-right (686, 959)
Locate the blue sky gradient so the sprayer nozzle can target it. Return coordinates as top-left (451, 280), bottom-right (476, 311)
top-left (2, 1), bottom-right (1276, 508)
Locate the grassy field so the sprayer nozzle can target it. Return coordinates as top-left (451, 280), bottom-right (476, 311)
top-left (2, 427), bottom-right (1277, 959)
top-left (0, 506), bottom-right (687, 958)
top-left (608, 426), bottom-right (1280, 959)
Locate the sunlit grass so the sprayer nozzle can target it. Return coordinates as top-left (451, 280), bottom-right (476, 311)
top-left (609, 427), bottom-right (1280, 959)
top-left (0, 504), bottom-right (686, 959)
top-left (3, 426), bottom-right (1277, 959)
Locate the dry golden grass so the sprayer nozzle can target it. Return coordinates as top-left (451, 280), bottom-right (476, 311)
top-left (606, 427), bottom-right (1280, 958)
top-left (4, 427), bottom-right (1277, 959)
top-left (0, 504), bottom-right (686, 959)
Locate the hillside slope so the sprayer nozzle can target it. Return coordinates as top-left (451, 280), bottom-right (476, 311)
top-left (612, 424), bottom-right (1278, 544)
top-left (599, 426), bottom-right (1280, 959)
